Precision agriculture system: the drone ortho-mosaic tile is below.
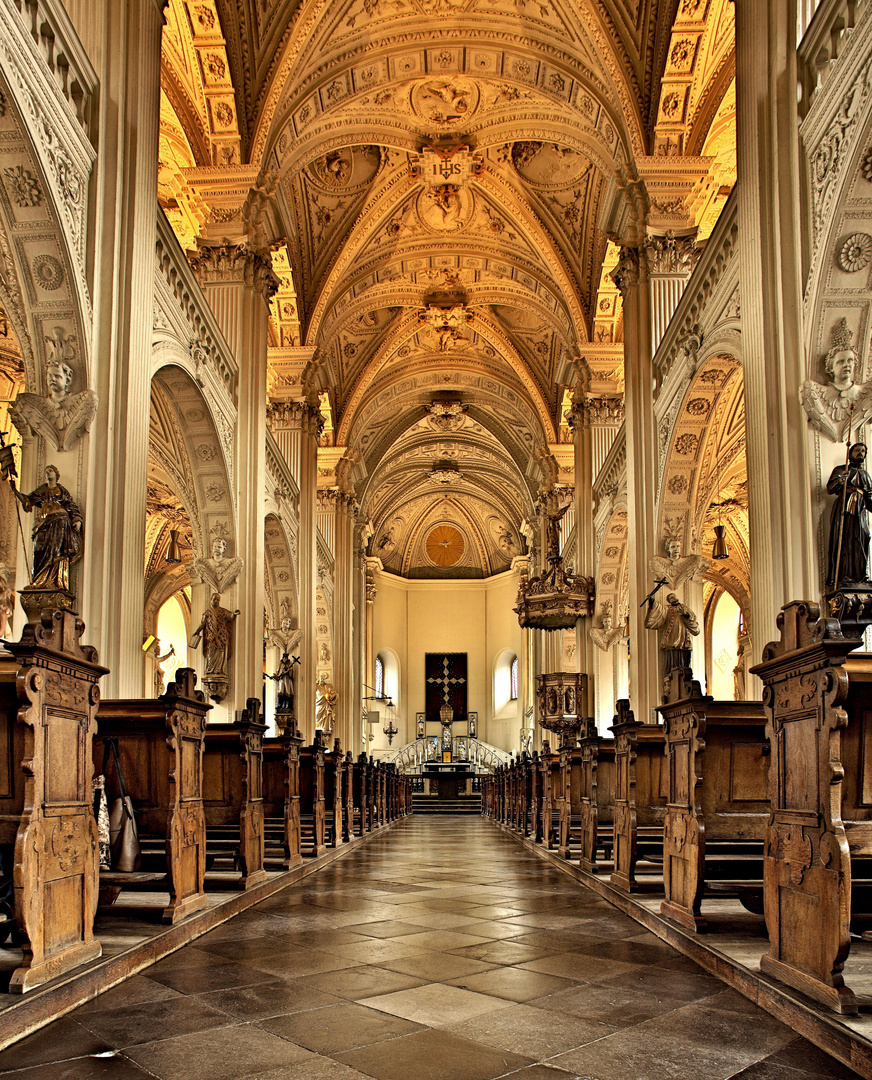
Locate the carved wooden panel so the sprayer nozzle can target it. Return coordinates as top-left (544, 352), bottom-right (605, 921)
top-left (6, 611), bottom-right (106, 992)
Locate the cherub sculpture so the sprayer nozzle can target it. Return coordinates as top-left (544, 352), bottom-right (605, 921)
top-left (10, 341), bottom-right (98, 452)
top-left (649, 536), bottom-right (709, 591)
top-left (189, 536), bottom-right (244, 595)
top-left (589, 603), bottom-right (624, 652)
top-left (800, 318), bottom-right (872, 442)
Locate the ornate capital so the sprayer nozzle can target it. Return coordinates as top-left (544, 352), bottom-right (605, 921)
top-left (568, 396), bottom-right (625, 430)
top-left (644, 233), bottom-right (700, 276)
top-left (188, 241), bottom-right (280, 301)
top-left (267, 400), bottom-right (323, 436)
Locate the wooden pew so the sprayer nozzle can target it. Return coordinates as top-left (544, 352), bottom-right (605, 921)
top-left (323, 738), bottom-right (344, 848)
top-left (262, 725), bottom-right (304, 870)
top-left (558, 742), bottom-right (583, 859)
top-left (657, 666), bottom-right (768, 934)
top-left (1, 611), bottom-right (106, 992)
top-left (609, 700), bottom-right (667, 893)
top-left (750, 602), bottom-right (872, 1014)
top-left (95, 668), bottom-right (211, 924)
top-left (539, 742), bottom-right (560, 850)
top-left (342, 751), bottom-right (355, 841)
top-left (529, 751), bottom-right (543, 841)
top-left (579, 722), bottom-right (616, 874)
top-left (299, 734), bottom-right (327, 856)
top-left (203, 698), bottom-right (267, 888)
top-left (353, 753), bottom-right (370, 834)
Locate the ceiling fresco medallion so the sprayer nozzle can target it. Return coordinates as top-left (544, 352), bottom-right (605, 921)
top-left (425, 524), bottom-right (465, 566)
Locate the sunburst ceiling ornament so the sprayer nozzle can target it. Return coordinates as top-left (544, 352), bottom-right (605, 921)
top-left (426, 524), bottom-right (465, 567)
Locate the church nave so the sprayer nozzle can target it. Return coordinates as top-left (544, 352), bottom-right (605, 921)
top-left (0, 818), bottom-right (860, 1080)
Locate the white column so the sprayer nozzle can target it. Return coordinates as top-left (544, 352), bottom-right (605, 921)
top-left (189, 241), bottom-right (277, 714)
top-left (736, 0), bottom-right (814, 651)
top-left (613, 247), bottom-right (659, 724)
top-left (268, 401), bottom-right (322, 740)
top-left (83, 0), bottom-right (164, 695)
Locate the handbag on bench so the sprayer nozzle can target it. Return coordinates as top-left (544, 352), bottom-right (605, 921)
top-left (103, 739), bottom-right (142, 873)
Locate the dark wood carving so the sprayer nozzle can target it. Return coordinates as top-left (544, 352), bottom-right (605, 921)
top-left (203, 697), bottom-right (267, 888)
top-left (324, 738), bottom-right (344, 847)
top-left (558, 744), bottom-right (582, 858)
top-left (300, 733), bottom-right (326, 855)
top-left (96, 668), bottom-right (211, 924)
top-left (580, 721), bottom-right (614, 873)
top-left (4, 610), bottom-right (106, 992)
top-left (751, 600), bottom-right (861, 1014)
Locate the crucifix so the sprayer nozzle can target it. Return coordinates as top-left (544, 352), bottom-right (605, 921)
top-left (427, 655), bottom-right (466, 760)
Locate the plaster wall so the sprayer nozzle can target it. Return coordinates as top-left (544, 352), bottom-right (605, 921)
top-left (370, 570), bottom-right (523, 753)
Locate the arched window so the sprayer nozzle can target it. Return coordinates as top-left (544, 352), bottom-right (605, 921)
top-left (374, 655), bottom-right (384, 700)
top-left (710, 591), bottom-right (741, 700)
top-left (510, 656), bottom-right (519, 700)
top-left (494, 649), bottom-right (519, 715)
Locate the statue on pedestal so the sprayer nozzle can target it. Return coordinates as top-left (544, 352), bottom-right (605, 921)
top-left (315, 673), bottom-right (337, 735)
top-left (826, 441), bottom-right (872, 587)
top-left (644, 589), bottom-right (699, 676)
top-left (267, 651), bottom-right (299, 715)
top-left (13, 464), bottom-right (82, 597)
top-left (145, 637), bottom-right (175, 697)
top-left (189, 593), bottom-right (239, 701)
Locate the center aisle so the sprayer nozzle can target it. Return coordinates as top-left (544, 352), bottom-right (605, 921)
top-left (0, 818), bottom-right (860, 1080)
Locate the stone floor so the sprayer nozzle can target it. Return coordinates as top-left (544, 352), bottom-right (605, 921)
top-left (0, 818), bottom-right (863, 1080)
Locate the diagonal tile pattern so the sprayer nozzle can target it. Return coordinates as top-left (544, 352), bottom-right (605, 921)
top-left (0, 818), bottom-right (863, 1080)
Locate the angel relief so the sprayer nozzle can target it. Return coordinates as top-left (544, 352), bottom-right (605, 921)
top-left (800, 318), bottom-right (872, 442)
top-left (10, 330), bottom-right (98, 452)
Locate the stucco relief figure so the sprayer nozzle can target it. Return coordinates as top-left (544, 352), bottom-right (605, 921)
top-left (649, 537), bottom-right (709, 590)
top-left (800, 318), bottom-right (872, 442)
top-left (315, 674), bottom-right (337, 735)
top-left (826, 442), bottom-right (872, 587)
top-left (189, 593), bottom-right (239, 701)
top-left (189, 536), bottom-right (243, 595)
top-left (319, 641), bottom-right (331, 663)
top-left (590, 606), bottom-right (624, 652)
top-left (9, 343), bottom-right (98, 453)
top-left (496, 524), bottom-right (519, 559)
top-left (13, 465), bottom-right (82, 590)
top-left (645, 590), bottom-right (699, 669)
top-left (268, 616), bottom-right (303, 657)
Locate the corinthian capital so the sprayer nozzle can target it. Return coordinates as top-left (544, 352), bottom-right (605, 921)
top-left (267, 399), bottom-right (324, 435)
top-left (644, 232), bottom-right (700, 276)
top-left (188, 240), bottom-right (280, 301)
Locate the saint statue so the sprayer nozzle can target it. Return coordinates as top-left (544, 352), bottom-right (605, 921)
top-left (13, 464), bottom-right (82, 591)
top-left (189, 593), bottom-right (239, 701)
top-left (644, 590), bottom-right (699, 670)
top-left (145, 637), bottom-right (175, 697)
top-left (267, 651), bottom-right (299, 714)
top-left (189, 536), bottom-right (244, 595)
top-left (825, 442), bottom-right (872, 588)
top-left (315, 673), bottom-right (337, 735)
top-left (800, 318), bottom-right (872, 442)
top-left (649, 537), bottom-right (709, 591)
top-left (590, 605), bottom-right (624, 652)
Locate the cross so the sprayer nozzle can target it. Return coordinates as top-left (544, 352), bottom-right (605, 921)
top-left (427, 656), bottom-right (466, 704)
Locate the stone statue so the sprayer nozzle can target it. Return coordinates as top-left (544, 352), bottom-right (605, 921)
top-left (268, 616), bottom-right (302, 656)
top-left (825, 442), bottom-right (872, 588)
top-left (267, 651), bottom-right (299, 714)
top-left (590, 605), bottom-right (624, 652)
top-left (800, 318), bottom-right (872, 443)
top-left (9, 343), bottom-right (98, 452)
top-left (12, 464), bottom-right (82, 591)
top-left (189, 536), bottom-right (244, 595)
top-left (733, 640), bottom-right (747, 702)
top-left (145, 637), bottom-right (175, 697)
top-left (644, 590), bottom-right (700, 671)
top-left (319, 641), bottom-right (331, 663)
top-left (545, 503), bottom-right (570, 561)
top-left (189, 593), bottom-right (239, 702)
top-left (649, 536), bottom-right (709, 591)
top-left (315, 673), bottom-right (337, 735)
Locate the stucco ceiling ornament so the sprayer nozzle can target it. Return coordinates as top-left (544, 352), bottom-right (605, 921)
top-left (411, 79), bottom-right (478, 126)
top-left (425, 400), bottom-right (468, 431)
top-left (9, 329), bottom-right (97, 452)
top-left (420, 304), bottom-right (472, 350)
top-left (837, 233), bottom-right (872, 273)
top-left (410, 146), bottom-right (481, 187)
top-left (800, 317), bottom-right (872, 442)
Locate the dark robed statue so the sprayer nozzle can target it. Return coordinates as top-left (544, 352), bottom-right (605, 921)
top-left (826, 442), bottom-right (872, 588)
top-left (13, 464), bottom-right (82, 590)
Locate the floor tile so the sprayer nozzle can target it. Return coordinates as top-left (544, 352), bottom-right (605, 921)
top-left (124, 1024), bottom-right (315, 1080)
top-left (0, 1017), bottom-right (114, 1072)
top-left (259, 1000), bottom-right (423, 1053)
top-left (446, 1001), bottom-right (617, 1058)
top-left (362, 982), bottom-right (515, 1026)
top-left (73, 994), bottom-right (235, 1047)
top-left (295, 964), bottom-right (429, 999)
top-left (333, 1028), bottom-right (534, 1080)
top-left (446, 965), bottom-right (575, 1002)
top-left (194, 978), bottom-right (346, 1020)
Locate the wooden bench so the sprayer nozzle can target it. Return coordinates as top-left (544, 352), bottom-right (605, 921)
top-left (299, 734), bottom-right (327, 856)
top-left (657, 667), bottom-right (768, 933)
top-left (203, 698), bottom-right (267, 888)
top-left (262, 727), bottom-right (304, 870)
top-left (609, 700), bottom-right (667, 893)
top-left (1, 611), bottom-right (106, 991)
top-left (558, 743), bottom-right (583, 859)
top-left (95, 668), bottom-right (211, 925)
top-left (323, 738), bottom-right (345, 848)
top-left (579, 722), bottom-right (616, 874)
top-left (539, 743), bottom-right (560, 850)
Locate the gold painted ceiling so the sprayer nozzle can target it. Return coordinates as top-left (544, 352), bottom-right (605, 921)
top-left (159, 0), bottom-right (736, 578)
